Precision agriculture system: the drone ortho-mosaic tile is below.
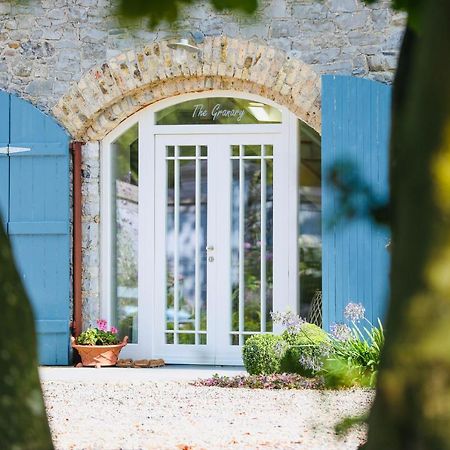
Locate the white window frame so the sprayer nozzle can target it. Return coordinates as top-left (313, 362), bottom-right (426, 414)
top-left (100, 90), bottom-right (300, 361)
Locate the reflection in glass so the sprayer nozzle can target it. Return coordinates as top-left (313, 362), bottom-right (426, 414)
top-left (299, 122), bottom-right (322, 325)
top-left (112, 124), bottom-right (139, 343)
top-left (265, 156), bottom-right (274, 332)
top-left (243, 158), bottom-right (261, 332)
top-left (166, 145), bottom-right (207, 345)
top-left (231, 145), bottom-right (274, 345)
top-left (156, 97), bottom-right (282, 125)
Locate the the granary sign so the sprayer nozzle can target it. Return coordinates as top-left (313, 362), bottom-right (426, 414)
top-left (155, 97), bottom-right (282, 125)
top-left (192, 103), bottom-right (246, 122)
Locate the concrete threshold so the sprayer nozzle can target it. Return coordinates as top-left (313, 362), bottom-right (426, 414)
top-left (39, 365), bottom-right (246, 383)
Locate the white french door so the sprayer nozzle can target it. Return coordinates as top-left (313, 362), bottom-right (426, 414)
top-left (152, 132), bottom-right (290, 365)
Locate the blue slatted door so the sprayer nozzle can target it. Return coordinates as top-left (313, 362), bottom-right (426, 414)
top-left (322, 75), bottom-right (391, 329)
top-left (9, 95), bottom-right (70, 365)
top-left (0, 91), bottom-right (9, 231)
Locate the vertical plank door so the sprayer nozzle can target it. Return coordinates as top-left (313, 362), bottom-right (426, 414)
top-left (8, 94), bottom-right (70, 365)
top-left (0, 91), bottom-right (9, 231)
top-left (322, 75), bottom-right (391, 329)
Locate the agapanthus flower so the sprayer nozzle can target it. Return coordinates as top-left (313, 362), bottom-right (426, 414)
top-left (317, 341), bottom-right (332, 358)
top-left (330, 323), bottom-right (352, 341)
top-left (271, 311), bottom-right (305, 334)
top-left (344, 302), bottom-right (365, 322)
top-left (274, 340), bottom-right (288, 357)
top-left (299, 353), bottom-right (323, 373)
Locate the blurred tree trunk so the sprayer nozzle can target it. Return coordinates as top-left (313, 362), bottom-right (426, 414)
top-left (364, 1), bottom-right (450, 448)
top-left (0, 223), bottom-right (53, 450)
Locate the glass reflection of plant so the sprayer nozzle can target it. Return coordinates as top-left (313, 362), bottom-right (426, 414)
top-left (115, 227), bottom-right (138, 343)
top-left (113, 124), bottom-right (139, 343)
top-left (299, 246), bottom-right (322, 321)
top-left (231, 155), bottom-right (273, 335)
top-left (166, 271), bottom-right (207, 345)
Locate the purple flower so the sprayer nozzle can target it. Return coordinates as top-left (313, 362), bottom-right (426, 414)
top-left (271, 311), bottom-right (305, 334)
top-left (299, 354), bottom-right (323, 373)
top-left (330, 323), bottom-right (352, 341)
top-left (274, 341), bottom-right (288, 357)
top-left (344, 302), bottom-right (365, 322)
top-left (110, 326), bottom-right (118, 334)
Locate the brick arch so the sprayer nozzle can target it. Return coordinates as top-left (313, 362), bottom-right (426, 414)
top-left (52, 36), bottom-right (322, 141)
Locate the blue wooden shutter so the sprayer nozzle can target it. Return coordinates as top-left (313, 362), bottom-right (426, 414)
top-left (8, 94), bottom-right (70, 365)
top-left (0, 91), bottom-right (9, 230)
top-left (322, 75), bottom-right (391, 329)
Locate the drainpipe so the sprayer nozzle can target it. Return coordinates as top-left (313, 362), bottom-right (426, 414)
top-left (70, 141), bottom-right (83, 338)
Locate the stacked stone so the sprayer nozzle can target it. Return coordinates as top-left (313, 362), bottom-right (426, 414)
top-left (0, 0), bottom-right (405, 119)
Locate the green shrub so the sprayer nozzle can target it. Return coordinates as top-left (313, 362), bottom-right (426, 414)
top-left (280, 323), bottom-right (328, 376)
top-left (243, 334), bottom-right (288, 375)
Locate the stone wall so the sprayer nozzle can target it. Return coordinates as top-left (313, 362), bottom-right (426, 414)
top-left (0, 0), bottom-right (405, 118)
top-left (80, 142), bottom-right (101, 328)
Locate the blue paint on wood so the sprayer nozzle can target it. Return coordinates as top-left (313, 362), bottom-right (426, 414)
top-left (0, 91), bottom-right (9, 231)
top-left (322, 75), bottom-right (391, 329)
top-left (3, 92), bottom-right (70, 365)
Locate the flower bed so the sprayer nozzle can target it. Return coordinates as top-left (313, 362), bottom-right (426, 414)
top-left (192, 373), bottom-right (324, 390)
top-left (241, 302), bottom-right (384, 388)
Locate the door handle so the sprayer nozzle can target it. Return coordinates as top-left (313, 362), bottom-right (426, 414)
top-left (206, 245), bottom-right (214, 251)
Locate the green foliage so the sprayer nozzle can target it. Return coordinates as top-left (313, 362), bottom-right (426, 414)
top-left (115, 0), bottom-right (426, 33)
top-left (242, 334), bottom-right (287, 375)
top-left (77, 326), bottom-right (119, 346)
top-left (334, 413), bottom-right (369, 436)
top-left (280, 323), bottom-right (328, 376)
top-left (323, 319), bottom-right (384, 388)
top-left (118, 0), bottom-right (257, 29)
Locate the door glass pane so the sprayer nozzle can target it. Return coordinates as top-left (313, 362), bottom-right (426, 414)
top-left (111, 124), bottom-right (138, 343)
top-left (244, 158), bottom-right (261, 332)
top-left (299, 122), bottom-right (322, 325)
top-left (265, 154), bottom-right (274, 332)
top-left (156, 98), bottom-right (282, 125)
top-left (230, 145), bottom-right (274, 345)
top-left (165, 145), bottom-right (208, 345)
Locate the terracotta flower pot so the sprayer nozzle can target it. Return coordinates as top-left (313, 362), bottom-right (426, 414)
top-left (71, 336), bottom-right (128, 367)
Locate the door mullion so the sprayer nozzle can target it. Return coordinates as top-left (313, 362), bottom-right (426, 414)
top-left (260, 147), bottom-right (267, 332)
top-left (238, 145), bottom-right (245, 346)
top-left (206, 141), bottom-right (217, 355)
top-left (194, 145), bottom-right (201, 345)
top-left (173, 145), bottom-right (180, 344)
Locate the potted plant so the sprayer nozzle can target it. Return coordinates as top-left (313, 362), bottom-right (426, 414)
top-left (71, 319), bottom-right (128, 368)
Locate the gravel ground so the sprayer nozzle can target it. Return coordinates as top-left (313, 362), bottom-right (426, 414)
top-left (43, 381), bottom-right (373, 450)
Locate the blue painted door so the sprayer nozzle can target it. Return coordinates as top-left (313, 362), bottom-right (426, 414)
top-left (2, 91), bottom-right (70, 365)
top-left (322, 75), bottom-right (391, 329)
top-left (0, 91), bottom-right (9, 231)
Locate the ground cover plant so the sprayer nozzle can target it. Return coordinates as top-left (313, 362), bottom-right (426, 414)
top-left (192, 373), bottom-right (323, 390)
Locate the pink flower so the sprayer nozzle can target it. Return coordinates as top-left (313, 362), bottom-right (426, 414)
top-left (110, 326), bottom-right (118, 334)
top-left (96, 319), bottom-right (108, 331)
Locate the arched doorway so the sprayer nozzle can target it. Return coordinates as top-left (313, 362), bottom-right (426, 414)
top-left (101, 91), bottom-right (308, 364)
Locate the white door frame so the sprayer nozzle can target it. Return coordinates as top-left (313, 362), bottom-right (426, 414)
top-left (100, 91), bottom-right (299, 362)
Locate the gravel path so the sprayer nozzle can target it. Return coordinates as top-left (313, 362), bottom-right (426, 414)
top-left (43, 381), bottom-right (373, 450)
